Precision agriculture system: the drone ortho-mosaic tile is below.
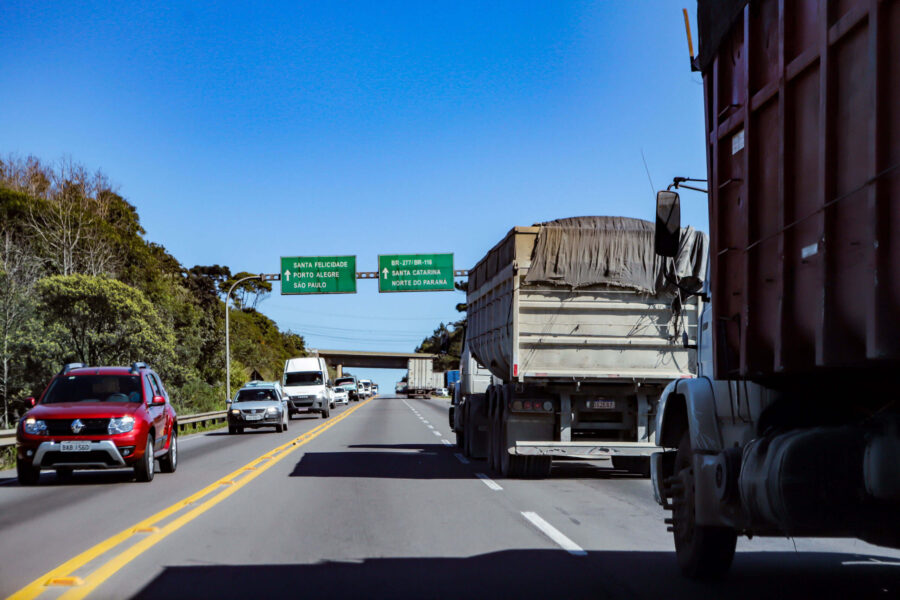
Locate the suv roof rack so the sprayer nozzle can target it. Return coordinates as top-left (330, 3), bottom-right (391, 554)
top-left (130, 361), bottom-right (150, 374)
top-left (60, 363), bottom-right (87, 374)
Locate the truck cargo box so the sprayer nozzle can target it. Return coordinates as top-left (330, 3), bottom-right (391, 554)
top-left (698, 0), bottom-right (900, 380)
top-left (466, 217), bottom-right (704, 384)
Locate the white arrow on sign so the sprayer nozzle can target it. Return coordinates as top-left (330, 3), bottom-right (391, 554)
top-left (381, 267), bottom-right (388, 279)
top-left (284, 269), bottom-right (291, 282)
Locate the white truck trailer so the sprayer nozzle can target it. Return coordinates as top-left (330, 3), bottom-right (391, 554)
top-left (465, 217), bottom-right (705, 478)
top-left (406, 358), bottom-right (434, 398)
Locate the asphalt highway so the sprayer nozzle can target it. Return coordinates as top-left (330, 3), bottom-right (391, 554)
top-left (1, 395), bottom-right (899, 599)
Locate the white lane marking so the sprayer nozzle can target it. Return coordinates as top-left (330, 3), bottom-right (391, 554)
top-left (521, 512), bottom-right (587, 556)
top-left (454, 453), bottom-right (470, 464)
top-left (432, 431), bottom-right (442, 436)
top-left (475, 473), bottom-right (503, 491)
top-left (427, 425), bottom-right (434, 429)
top-left (441, 439), bottom-right (452, 446)
top-left (422, 420), bottom-right (430, 425)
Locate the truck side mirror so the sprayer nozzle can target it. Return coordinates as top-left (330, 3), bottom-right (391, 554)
top-left (655, 190), bottom-right (681, 257)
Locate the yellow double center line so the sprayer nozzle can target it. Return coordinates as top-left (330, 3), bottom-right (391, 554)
top-left (8, 397), bottom-right (373, 600)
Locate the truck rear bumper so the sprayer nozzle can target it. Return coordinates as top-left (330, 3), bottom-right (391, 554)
top-left (511, 441), bottom-right (657, 459)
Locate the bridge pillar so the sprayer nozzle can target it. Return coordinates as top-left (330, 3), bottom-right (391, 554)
top-left (336, 364), bottom-right (343, 377)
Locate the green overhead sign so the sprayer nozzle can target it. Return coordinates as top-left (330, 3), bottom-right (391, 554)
top-left (378, 253), bottom-right (454, 293)
top-left (281, 256), bottom-right (357, 294)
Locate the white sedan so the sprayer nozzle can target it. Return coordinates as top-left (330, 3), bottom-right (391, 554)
top-left (333, 387), bottom-right (350, 405)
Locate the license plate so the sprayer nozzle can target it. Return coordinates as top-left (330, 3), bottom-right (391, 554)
top-left (588, 400), bottom-right (616, 410)
top-left (244, 414), bottom-right (263, 421)
top-left (60, 441), bottom-right (91, 452)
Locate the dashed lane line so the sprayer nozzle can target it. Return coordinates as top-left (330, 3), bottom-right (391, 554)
top-left (475, 473), bottom-right (503, 491)
top-left (521, 512), bottom-right (587, 556)
top-left (454, 453), bottom-right (470, 465)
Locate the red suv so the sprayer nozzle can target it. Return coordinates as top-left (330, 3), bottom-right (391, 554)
top-left (16, 362), bottom-right (178, 485)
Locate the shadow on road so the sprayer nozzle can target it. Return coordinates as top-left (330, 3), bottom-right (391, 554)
top-left (131, 549), bottom-right (900, 600)
top-left (291, 444), bottom-right (645, 481)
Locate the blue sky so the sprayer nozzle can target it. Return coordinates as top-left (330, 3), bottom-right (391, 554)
top-left (2, 1), bottom-right (709, 390)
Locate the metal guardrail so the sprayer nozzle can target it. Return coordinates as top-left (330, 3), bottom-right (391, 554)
top-left (0, 410), bottom-right (228, 449)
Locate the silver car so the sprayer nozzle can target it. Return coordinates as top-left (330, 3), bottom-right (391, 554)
top-left (227, 381), bottom-right (289, 434)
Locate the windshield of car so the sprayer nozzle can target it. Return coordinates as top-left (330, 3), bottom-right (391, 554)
top-left (284, 371), bottom-right (323, 386)
top-left (335, 378), bottom-right (355, 387)
top-left (235, 389), bottom-right (278, 402)
top-left (43, 375), bottom-right (143, 404)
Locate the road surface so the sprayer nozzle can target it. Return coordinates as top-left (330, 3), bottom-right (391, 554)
top-left (1, 395), bottom-right (898, 599)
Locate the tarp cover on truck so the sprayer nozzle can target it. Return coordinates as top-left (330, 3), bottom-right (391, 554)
top-left (696, 0), bottom-right (750, 71)
top-left (524, 216), bottom-right (707, 294)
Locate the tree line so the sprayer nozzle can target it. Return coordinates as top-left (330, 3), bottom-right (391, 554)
top-left (0, 155), bottom-right (307, 427)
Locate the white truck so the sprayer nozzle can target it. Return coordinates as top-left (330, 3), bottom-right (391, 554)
top-left (406, 358), bottom-right (434, 398)
top-left (282, 356), bottom-right (334, 419)
top-left (464, 217), bottom-right (705, 478)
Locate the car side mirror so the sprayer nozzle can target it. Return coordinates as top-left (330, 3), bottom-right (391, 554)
top-left (26, 396), bottom-right (36, 408)
top-left (225, 399), bottom-right (232, 406)
top-left (151, 395), bottom-right (166, 406)
top-left (655, 190), bottom-right (681, 257)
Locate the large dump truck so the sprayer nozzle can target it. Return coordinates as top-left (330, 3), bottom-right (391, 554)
top-left (406, 358), bottom-right (434, 398)
top-left (464, 217), bottom-right (706, 478)
top-left (650, 0), bottom-right (900, 579)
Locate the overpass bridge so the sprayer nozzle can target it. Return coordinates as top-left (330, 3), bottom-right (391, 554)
top-left (314, 349), bottom-right (437, 376)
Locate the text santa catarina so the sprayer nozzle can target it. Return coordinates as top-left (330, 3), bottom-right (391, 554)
top-left (378, 253), bottom-right (454, 292)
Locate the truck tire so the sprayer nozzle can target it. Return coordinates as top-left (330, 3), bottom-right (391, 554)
top-left (499, 394), bottom-right (528, 478)
top-left (525, 456), bottom-right (552, 479)
top-left (672, 431), bottom-right (736, 579)
top-left (321, 406), bottom-right (330, 419)
top-left (612, 456), bottom-right (651, 478)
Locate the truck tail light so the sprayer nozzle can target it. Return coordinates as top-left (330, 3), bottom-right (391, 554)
top-left (513, 364), bottom-right (518, 377)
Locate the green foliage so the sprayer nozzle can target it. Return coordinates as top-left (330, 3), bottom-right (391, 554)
top-left (36, 274), bottom-right (176, 373)
top-left (0, 155), bottom-right (307, 424)
top-left (415, 318), bottom-right (466, 372)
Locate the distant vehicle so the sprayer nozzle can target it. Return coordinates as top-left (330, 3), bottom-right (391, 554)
top-left (372, 383), bottom-right (379, 395)
top-left (334, 376), bottom-right (360, 401)
top-left (16, 362), bottom-right (178, 485)
top-left (434, 387), bottom-right (449, 397)
top-left (283, 356), bottom-right (334, 419)
top-left (406, 358), bottom-right (434, 398)
top-left (227, 381), bottom-right (288, 434)
top-left (395, 382), bottom-right (406, 394)
top-left (359, 379), bottom-right (373, 398)
top-left (333, 386), bottom-right (349, 405)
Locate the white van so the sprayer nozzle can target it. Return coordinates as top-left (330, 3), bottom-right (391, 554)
top-left (282, 356), bottom-right (334, 419)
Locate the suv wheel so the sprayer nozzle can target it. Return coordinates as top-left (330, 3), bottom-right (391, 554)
top-left (321, 406), bottom-right (330, 419)
top-left (134, 436), bottom-right (155, 482)
top-left (159, 430), bottom-right (178, 473)
top-left (17, 459), bottom-right (40, 486)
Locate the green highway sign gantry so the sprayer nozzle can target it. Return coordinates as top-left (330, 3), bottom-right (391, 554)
top-left (378, 253), bottom-right (454, 293)
top-left (281, 256), bottom-right (357, 294)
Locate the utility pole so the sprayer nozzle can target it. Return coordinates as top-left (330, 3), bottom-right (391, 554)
top-left (225, 273), bottom-right (280, 403)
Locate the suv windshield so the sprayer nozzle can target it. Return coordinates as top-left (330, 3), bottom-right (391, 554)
top-left (43, 375), bottom-right (143, 404)
top-left (335, 378), bottom-right (355, 387)
top-left (235, 389), bottom-right (278, 402)
top-left (284, 371), bottom-right (323, 386)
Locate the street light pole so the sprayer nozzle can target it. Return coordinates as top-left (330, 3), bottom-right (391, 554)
top-left (225, 273), bottom-right (280, 403)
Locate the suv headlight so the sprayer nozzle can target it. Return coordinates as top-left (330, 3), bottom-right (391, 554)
top-left (23, 418), bottom-right (48, 435)
top-left (108, 416), bottom-right (135, 434)
top-left (266, 406), bottom-right (279, 414)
